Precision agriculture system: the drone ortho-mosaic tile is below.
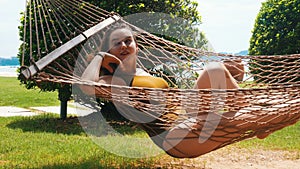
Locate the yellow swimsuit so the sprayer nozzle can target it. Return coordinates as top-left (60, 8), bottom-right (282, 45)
top-left (100, 66), bottom-right (169, 88)
top-left (131, 76), bottom-right (169, 88)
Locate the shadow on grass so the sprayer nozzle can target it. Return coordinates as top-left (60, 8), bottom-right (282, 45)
top-left (6, 114), bottom-right (85, 135)
top-left (6, 112), bottom-right (140, 136)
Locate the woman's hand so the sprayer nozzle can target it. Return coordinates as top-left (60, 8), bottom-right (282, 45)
top-left (98, 52), bottom-right (124, 73)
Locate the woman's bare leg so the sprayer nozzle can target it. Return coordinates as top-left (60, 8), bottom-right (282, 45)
top-left (193, 63), bottom-right (280, 139)
top-left (162, 63), bottom-right (255, 158)
top-left (193, 62), bottom-right (239, 89)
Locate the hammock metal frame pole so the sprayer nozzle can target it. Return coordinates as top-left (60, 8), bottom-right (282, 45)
top-left (60, 100), bottom-right (67, 119)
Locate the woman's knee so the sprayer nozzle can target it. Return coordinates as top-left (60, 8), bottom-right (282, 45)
top-left (194, 63), bottom-right (235, 89)
top-left (205, 63), bottom-right (230, 77)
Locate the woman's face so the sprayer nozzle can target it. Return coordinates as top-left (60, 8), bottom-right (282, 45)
top-left (108, 28), bottom-right (138, 61)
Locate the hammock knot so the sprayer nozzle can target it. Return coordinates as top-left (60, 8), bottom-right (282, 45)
top-left (109, 12), bottom-right (121, 20)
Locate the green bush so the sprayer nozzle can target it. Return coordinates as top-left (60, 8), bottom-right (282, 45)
top-left (249, 0), bottom-right (300, 83)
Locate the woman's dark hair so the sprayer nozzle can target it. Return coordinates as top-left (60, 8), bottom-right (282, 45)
top-left (100, 22), bottom-right (137, 52)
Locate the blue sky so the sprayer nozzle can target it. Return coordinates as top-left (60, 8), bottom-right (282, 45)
top-left (0, 0), bottom-right (25, 58)
top-left (0, 0), bottom-right (265, 58)
top-left (196, 0), bottom-right (265, 53)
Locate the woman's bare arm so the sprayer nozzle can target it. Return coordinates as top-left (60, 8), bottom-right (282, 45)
top-left (81, 54), bottom-right (103, 82)
top-left (80, 52), bottom-right (125, 95)
top-left (80, 54), bottom-right (104, 95)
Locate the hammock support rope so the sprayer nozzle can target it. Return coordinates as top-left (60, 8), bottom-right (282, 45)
top-left (20, 0), bottom-right (300, 158)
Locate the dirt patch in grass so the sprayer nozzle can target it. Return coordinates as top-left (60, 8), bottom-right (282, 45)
top-left (157, 145), bottom-right (300, 169)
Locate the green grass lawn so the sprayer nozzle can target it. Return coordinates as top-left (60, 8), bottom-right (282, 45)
top-left (237, 123), bottom-right (300, 151)
top-left (0, 77), bottom-right (60, 108)
top-left (0, 114), bottom-right (165, 168)
top-left (0, 77), bottom-right (299, 168)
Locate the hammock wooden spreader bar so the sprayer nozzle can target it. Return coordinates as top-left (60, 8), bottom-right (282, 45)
top-left (21, 14), bottom-right (121, 79)
top-left (20, 0), bottom-right (117, 78)
top-left (20, 0), bottom-right (300, 158)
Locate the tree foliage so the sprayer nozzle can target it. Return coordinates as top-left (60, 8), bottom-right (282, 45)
top-left (249, 0), bottom-right (300, 55)
top-left (88, 0), bottom-right (206, 48)
top-left (249, 0), bottom-right (300, 84)
top-left (18, 0), bottom-right (205, 100)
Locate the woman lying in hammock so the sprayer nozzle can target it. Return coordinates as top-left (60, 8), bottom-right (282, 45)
top-left (80, 23), bottom-right (291, 158)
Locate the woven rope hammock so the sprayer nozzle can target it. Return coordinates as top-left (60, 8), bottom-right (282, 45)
top-left (20, 0), bottom-right (300, 158)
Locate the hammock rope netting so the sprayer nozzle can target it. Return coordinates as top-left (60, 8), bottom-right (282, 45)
top-left (20, 0), bottom-right (300, 158)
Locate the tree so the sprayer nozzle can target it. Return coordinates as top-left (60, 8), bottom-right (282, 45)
top-left (18, 0), bottom-right (206, 89)
top-left (89, 0), bottom-right (207, 49)
top-left (249, 0), bottom-right (300, 55)
top-left (18, 0), bottom-right (206, 118)
top-left (248, 0), bottom-right (300, 84)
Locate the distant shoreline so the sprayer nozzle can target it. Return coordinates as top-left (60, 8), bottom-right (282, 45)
top-left (0, 57), bottom-right (19, 67)
top-left (0, 66), bottom-right (19, 77)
